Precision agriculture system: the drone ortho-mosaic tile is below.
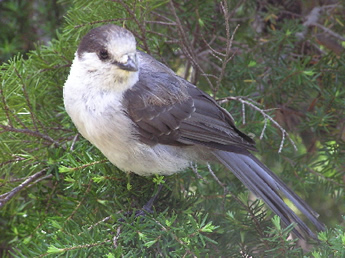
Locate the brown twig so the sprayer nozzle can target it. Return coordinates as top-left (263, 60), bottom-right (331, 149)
top-left (13, 67), bottom-right (42, 132)
top-left (63, 159), bottom-right (108, 171)
top-left (218, 96), bottom-right (298, 153)
top-left (214, 1), bottom-right (239, 94)
top-left (0, 155), bottom-right (26, 168)
top-left (73, 18), bottom-right (130, 29)
top-left (0, 169), bottom-right (49, 208)
top-left (311, 22), bottom-right (345, 42)
top-left (0, 124), bottom-right (60, 147)
top-left (151, 217), bottom-right (197, 257)
top-left (65, 180), bottom-right (93, 223)
top-left (168, 0), bottom-right (214, 91)
top-left (38, 240), bottom-right (111, 257)
top-left (115, 0), bottom-right (151, 54)
top-left (0, 87), bottom-right (13, 127)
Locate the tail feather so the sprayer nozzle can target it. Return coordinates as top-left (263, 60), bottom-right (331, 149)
top-left (212, 150), bottom-right (325, 239)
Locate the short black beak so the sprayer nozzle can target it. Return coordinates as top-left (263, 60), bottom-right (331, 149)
top-left (113, 54), bottom-right (138, 72)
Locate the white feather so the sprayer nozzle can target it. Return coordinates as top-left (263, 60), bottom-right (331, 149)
top-left (64, 53), bottom-right (192, 176)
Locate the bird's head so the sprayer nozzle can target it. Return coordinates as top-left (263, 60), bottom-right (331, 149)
top-left (75, 24), bottom-right (139, 91)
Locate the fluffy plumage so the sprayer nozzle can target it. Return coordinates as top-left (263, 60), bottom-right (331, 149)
top-left (63, 24), bottom-right (325, 239)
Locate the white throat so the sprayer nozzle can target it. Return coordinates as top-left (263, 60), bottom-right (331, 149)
top-left (69, 52), bottom-right (139, 93)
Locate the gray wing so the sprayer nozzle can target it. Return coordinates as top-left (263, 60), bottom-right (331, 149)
top-left (123, 52), bottom-right (256, 153)
top-left (123, 52), bottom-right (325, 239)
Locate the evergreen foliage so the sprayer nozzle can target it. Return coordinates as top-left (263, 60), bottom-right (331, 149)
top-left (1, 0), bottom-right (344, 257)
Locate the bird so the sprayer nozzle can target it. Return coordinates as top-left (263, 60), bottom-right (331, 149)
top-left (63, 24), bottom-right (325, 239)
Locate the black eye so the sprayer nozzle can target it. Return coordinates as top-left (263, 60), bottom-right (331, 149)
top-left (99, 49), bottom-right (109, 60)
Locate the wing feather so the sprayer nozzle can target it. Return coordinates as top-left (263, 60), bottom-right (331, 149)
top-left (123, 52), bottom-right (255, 152)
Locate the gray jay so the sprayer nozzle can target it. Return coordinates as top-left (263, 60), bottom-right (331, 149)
top-left (63, 24), bottom-right (324, 239)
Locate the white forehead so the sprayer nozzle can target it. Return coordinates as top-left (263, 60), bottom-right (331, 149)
top-left (77, 24), bottom-right (137, 59)
top-left (107, 35), bottom-right (136, 58)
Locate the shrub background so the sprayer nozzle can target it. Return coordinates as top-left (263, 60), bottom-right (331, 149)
top-left (0, 0), bottom-right (344, 257)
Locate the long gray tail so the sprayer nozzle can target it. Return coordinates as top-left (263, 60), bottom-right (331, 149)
top-left (212, 150), bottom-right (325, 239)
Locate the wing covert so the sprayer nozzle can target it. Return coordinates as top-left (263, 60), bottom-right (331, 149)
top-left (123, 52), bottom-right (256, 152)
